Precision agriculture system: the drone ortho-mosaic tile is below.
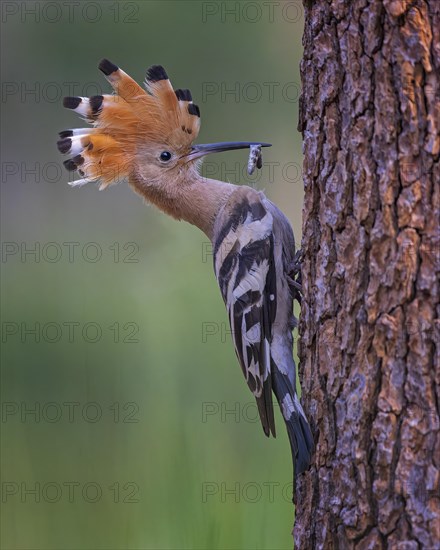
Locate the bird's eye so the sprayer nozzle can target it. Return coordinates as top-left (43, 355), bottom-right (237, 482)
top-left (160, 151), bottom-right (172, 162)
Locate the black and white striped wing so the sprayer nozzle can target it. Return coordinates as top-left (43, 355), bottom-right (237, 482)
top-left (213, 195), bottom-right (277, 437)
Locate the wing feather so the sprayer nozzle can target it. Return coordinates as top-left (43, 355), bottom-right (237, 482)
top-left (213, 190), bottom-right (277, 437)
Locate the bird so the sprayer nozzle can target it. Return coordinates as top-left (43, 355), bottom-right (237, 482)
top-left (57, 59), bottom-right (314, 479)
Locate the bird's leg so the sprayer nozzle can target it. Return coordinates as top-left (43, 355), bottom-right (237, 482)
top-left (287, 249), bottom-right (303, 305)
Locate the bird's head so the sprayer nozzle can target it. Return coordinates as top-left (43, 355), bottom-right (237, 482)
top-left (58, 60), bottom-right (270, 190)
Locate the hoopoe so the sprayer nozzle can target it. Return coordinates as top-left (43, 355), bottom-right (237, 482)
top-left (58, 59), bottom-right (314, 479)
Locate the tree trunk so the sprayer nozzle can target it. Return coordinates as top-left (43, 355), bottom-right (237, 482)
top-left (295, 1), bottom-right (439, 548)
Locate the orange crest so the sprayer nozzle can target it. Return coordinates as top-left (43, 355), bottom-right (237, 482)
top-left (58, 59), bottom-right (201, 189)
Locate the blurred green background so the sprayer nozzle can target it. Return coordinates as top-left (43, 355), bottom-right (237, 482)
top-left (1, 1), bottom-right (304, 548)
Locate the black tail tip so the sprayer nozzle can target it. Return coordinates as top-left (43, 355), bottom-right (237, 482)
top-left (99, 58), bottom-right (118, 76)
top-left (295, 454), bottom-right (312, 476)
top-left (292, 415), bottom-right (314, 476)
top-left (63, 96), bottom-right (81, 109)
top-left (146, 64), bottom-right (168, 82)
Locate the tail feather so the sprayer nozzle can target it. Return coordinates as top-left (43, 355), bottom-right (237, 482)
top-left (271, 361), bottom-right (313, 476)
top-left (255, 373), bottom-right (276, 438)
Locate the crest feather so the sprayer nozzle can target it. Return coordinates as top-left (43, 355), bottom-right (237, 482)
top-left (59, 59), bottom-right (201, 188)
top-left (143, 64), bottom-right (200, 147)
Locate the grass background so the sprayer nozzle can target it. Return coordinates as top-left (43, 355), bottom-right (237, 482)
top-left (1, 1), bottom-right (304, 548)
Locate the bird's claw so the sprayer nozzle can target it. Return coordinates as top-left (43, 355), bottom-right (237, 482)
top-left (289, 249), bottom-right (303, 304)
top-left (291, 249), bottom-right (303, 277)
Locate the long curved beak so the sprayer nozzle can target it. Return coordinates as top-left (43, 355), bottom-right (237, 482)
top-left (186, 141), bottom-right (271, 161)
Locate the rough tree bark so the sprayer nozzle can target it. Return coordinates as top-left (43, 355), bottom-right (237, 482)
top-left (295, 0), bottom-right (439, 548)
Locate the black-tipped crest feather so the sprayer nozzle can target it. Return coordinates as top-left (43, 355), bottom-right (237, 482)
top-left (188, 103), bottom-right (200, 117)
top-left (63, 97), bottom-right (81, 109)
top-left (175, 88), bottom-right (192, 102)
top-left (146, 65), bottom-right (168, 82)
top-left (59, 130), bottom-right (73, 139)
top-left (99, 58), bottom-right (118, 76)
top-left (89, 95), bottom-right (103, 114)
top-left (63, 159), bottom-right (77, 171)
top-left (57, 138), bottom-right (71, 154)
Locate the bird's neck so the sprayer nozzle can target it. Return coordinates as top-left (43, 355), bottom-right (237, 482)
top-left (129, 168), bottom-right (235, 240)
